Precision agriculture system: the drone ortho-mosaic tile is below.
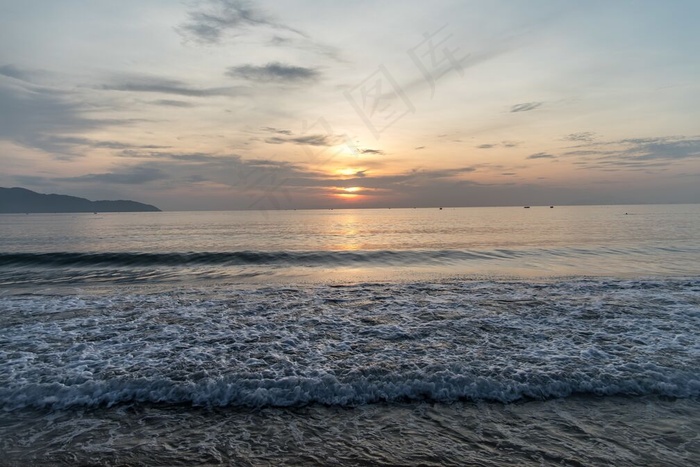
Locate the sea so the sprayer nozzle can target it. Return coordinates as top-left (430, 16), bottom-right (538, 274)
top-left (0, 205), bottom-right (698, 466)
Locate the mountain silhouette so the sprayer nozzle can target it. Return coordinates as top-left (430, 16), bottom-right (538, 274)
top-left (0, 187), bottom-right (161, 213)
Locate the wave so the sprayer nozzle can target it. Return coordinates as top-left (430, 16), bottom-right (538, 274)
top-left (0, 250), bottom-right (520, 267)
top-left (0, 246), bottom-right (696, 269)
top-left (2, 369), bottom-right (698, 411)
top-left (2, 278), bottom-right (698, 411)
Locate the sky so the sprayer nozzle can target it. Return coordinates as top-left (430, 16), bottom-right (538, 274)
top-left (1, 0), bottom-right (699, 210)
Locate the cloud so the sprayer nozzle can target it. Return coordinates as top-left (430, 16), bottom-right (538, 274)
top-left (562, 135), bottom-right (700, 171)
top-left (420, 167), bottom-right (477, 178)
top-left (477, 141), bottom-right (520, 149)
top-left (90, 152), bottom-right (475, 194)
top-left (510, 101), bottom-right (543, 113)
top-left (178, 0), bottom-right (305, 45)
top-left (39, 147), bottom-right (590, 209)
top-left (100, 75), bottom-right (239, 97)
top-left (414, 146), bottom-right (425, 150)
top-left (178, 0), bottom-right (342, 64)
top-left (264, 134), bottom-right (341, 146)
top-left (359, 148), bottom-right (384, 155)
top-left (150, 99), bottom-right (197, 107)
top-left (564, 149), bottom-right (607, 156)
top-left (118, 150), bottom-right (242, 163)
top-left (527, 152), bottom-right (557, 159)
top-left (36, 136), bottom-right (168, 151)
top-left (109, 151), bottom-right (305, 184)
top-left (620, 137), bottom-right (700, 161)
top-left (269, 35), bottom-right (291, 46)
top-left (268, 34), bottom-right (343, 62)
top-left (564, 132), bottom-right (596, 142)
top-left (109, 154), bottom-right (314, 208)
top-left (261, 126), bottom-right (292, 135)
top-left (279, 166), bottom-right (479, 193)
top-left (0, 64), bottom-right (32, 82)
top-left (59, 166), bottom-right (168, 184)
top-left (566, 136), bottom-right (700, 161)
top-left (170, 153), bottom-right (235, 162)
top-left (0, 80), bottom-right (135, 157)
top-left (10, 175), bottom-right (54, 187)
top-left (226, 62), bottom-right (319, 83)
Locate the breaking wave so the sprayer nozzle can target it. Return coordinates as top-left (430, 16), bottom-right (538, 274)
top-left (2, 278), bottom-right (698, 411)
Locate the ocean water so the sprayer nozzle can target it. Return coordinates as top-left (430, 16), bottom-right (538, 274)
top-left (1, 205), bottom-right (699, 466)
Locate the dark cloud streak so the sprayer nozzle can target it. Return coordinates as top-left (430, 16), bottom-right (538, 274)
top-left (150, 99), bottom-right (197, 107)
top-left (227, 62), bottom-right (319, 83)
top-left (563, 135), bottom-right (700, 171)
top-left (0, 64), bottom-right (32, 82)
top-left (264, 134), bottom-right (341, 146)
top-left (527, 152), bottom-right (557, 160)
top-left (42, 136), bottom-right (168, 150)
top-left (510, 101), bottom-right (543, 113)
top-left (564, 132), bottom-right (596, 142)
top-left (100, 76), bottom-right (240, 97)
top-left (59, 166), bottom-right (167, 184)
top-left (178, 0), bottom-right (306, 44)
top-left (261, 127), bottom-right (292, 135)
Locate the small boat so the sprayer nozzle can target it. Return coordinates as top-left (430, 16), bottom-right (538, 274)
top-left (523, 206), bottom-right (530, 209)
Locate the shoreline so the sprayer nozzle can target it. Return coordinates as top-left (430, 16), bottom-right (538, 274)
top-left (2, 395), bottom-right (698, 466)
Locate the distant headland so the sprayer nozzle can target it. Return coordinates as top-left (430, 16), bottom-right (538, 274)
top-left (0, 187), bottom-right (161, 213)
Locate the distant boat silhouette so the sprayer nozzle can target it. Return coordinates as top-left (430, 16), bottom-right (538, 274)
top-left (524, 206), bottom-right (530, 208)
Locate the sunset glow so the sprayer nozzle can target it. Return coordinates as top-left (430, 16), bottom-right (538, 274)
top-left (1, 3), bottom-right (699, 464)
top-left (0, 1), bottom-right (698, 210)
top-left (336, 168), bottom-right (364, 177)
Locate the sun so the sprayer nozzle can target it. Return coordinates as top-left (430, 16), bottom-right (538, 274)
top-left (335, 168), bottom-right (363, 177)
top-left (333, 186), bottom-right (364, 200)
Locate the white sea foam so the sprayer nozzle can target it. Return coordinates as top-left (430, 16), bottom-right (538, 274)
top-left (1, 279), bottom-right (699, 410)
